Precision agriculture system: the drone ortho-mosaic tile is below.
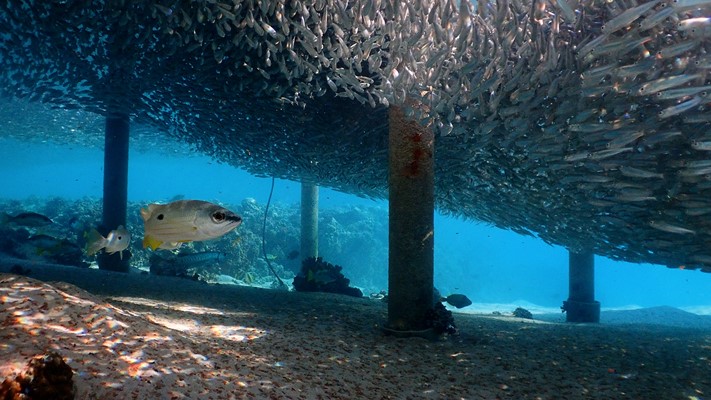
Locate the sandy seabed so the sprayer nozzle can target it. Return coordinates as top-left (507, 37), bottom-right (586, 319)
top-left (1, 258), bottom-right (710, 400)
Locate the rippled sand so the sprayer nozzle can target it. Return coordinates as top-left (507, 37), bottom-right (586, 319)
top-left (1, 260), bottom-right (710, 399)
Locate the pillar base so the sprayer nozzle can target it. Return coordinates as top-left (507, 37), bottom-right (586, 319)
top-left (382, 325), bottom-right (437, 340)
top-left (97, 251), bottom-right (131, 273)
top-left (562, 300), bottom-right (600, 323)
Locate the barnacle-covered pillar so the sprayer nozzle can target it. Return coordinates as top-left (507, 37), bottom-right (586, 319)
top-left (563, 251), bottom-right (600, 323)
top-left (98, 113), bottom-right (130, 272)
top-left (301, 182), bottom-right (319, 260)
top-left (385, 105), bottom-right (435, 338)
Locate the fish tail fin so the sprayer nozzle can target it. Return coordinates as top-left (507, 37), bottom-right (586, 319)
top-left (85, 228), bottom-right (107, 256)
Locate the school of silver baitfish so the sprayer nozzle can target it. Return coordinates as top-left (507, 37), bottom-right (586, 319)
top-left (0, 0), bottom-right (710, 272)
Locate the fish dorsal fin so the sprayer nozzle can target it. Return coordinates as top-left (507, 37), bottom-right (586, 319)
top-left (140, 207), bottom-right (152, 222)
top-left (141, 204), bottom-right (161, 221)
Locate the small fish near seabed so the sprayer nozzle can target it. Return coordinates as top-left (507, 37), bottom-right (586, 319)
top-left (141, 200), bottom-right (242, 250)
top-left (84, 225), bottom-right (131, 259)
top-left (441, 294), bottom-right (473, 309)
top-left (434, 288), bottom-right (473, 308)
top-left (13, 234), bottom-right (86, 267)
top-left (286, 249), bottom-right (300, 260)
top-left (1, 211), bottom-right (53, 228)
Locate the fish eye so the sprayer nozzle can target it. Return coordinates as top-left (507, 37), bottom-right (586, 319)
top-left (157, 214), bottom-right (164, 220)
top-left (212, 211), bottom-right (226, 222)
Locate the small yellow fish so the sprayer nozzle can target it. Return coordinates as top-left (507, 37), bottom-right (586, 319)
top-left (231, 235), bottom-right (243, 247)
top-left (141, 200), bottom-right (242, 250)
top-left (85, 225), bottom-right (131, 259)
top-left (242, 271), bottom-right (256, 285)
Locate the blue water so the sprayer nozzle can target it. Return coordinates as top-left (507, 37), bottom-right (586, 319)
top-left (1, 137), bottom-right (710, 311)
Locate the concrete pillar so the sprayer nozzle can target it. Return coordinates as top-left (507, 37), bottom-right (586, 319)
top-left (385, 105), bottom-right (435, 337)
top-left (563, 251), bottom-right (600, 323)
top-left (97, 113), bottom-right (130, 272)
top-left (300, 182), bottom-right (318, 260)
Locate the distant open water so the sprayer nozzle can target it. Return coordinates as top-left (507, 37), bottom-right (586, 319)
top-left (2, 137), bottom-right (710, 311)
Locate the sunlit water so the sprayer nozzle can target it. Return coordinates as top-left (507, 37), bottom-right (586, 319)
top-left (1, 137), bottom-right (710, 314)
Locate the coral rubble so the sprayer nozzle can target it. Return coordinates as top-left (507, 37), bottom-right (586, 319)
top-left (0, 352), bottom-right (75, 400)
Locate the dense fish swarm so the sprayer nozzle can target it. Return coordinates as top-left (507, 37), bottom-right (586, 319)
top-left (1, 0), bottom-right (711, 272)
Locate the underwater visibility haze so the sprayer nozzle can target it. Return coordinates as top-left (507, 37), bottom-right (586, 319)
top-left (1, 136), bottom-right (709, 311)
top-left (2, 0), bottom-right (711, 398)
